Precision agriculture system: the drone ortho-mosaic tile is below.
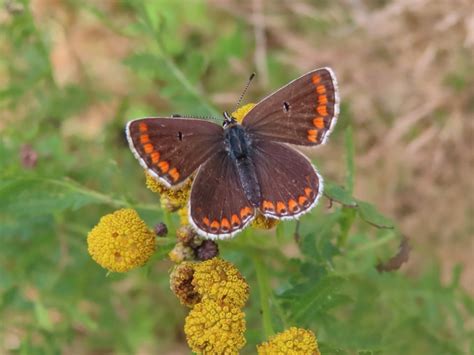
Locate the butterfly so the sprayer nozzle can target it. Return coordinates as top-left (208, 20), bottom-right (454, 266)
top-left (126, 67), bottom-right (339, 239)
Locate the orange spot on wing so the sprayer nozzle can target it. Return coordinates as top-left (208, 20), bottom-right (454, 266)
top-left (231, 214), bottom-right (241, 227)
top-left (158, 161), bottom-right (169, 173)
top-left (139, 123), bottom-right (148, 132)
top-left (143, 143), bottom-right (153, 154)
top-left (240, 207), bottom-right (252, 220)
top-left (203, 217), bottom-right (210, 226)
top-left (318, 95), bottom-right (328, 105)
top-left (288, 199), bottom-right (298, 212)
top-left (140, 134), bottom-right (150, 144)
top-left (317, 105), bottom-right (328, 116)
top-left (169, 168), bottom-right (180, 182)
top-left (276, 201), bottom-right (287, 214)
top-left (298, 195), bottom-right (308, 206)
top-left (220, 218), bottom-right (230, 231)
top-left (313, 117), bottom-right (325, 129)
top-left (151, 151), bottom-right (160, 163)
top-left (307, 129), bottom-right (318, 143)
top-left (305, 187), bottom-right (314, 198)
top-left (210, 220), bottom-right (220, 232)
top-left (312, 74), bottom-right (321, 84)
top-left (262, 200), bottom-right (275, 211)
top-left (317, 84), bottom-right (326, 94)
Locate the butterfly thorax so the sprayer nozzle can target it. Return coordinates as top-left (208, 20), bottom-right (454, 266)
top-left (224, 124), bottom-right (262, 207)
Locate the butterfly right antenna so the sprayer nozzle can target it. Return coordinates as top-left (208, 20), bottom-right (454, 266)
top-left (231, 72), bottom-right (256, 114)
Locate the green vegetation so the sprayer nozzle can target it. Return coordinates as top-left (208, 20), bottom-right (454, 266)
top-left (1, 1), bottom-right (472, 354)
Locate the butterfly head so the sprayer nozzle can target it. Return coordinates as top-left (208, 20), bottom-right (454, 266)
top-left (223, 111), bottom-right (238, 129)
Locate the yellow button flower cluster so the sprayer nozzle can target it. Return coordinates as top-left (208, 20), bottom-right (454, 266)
top-left (192, 257), bottom-right (250, 308)
top-left (257, 327), bottom-right (320, 355)
top-left (87, 209), bottom-right (156, 273)
top-left (184, 299), bottom-right (246, 354)
top-left (174, 258), bottom-right (249, 354)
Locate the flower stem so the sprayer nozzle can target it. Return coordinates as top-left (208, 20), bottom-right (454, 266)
top-left (252, 254), bottom-right (275, 338)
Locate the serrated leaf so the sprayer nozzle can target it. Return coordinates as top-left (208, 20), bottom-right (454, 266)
top-left (279, 275), bottom-right (347, 324)
top-left (357, 201), bottom-right (394, 229)
top-left (324, 182), bottom-right (357, 206)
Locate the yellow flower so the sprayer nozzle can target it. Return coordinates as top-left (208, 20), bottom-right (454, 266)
top-left (184, 299), bottom-right (246, 354)
top-left (145, 172), bottom-right (192, 211)
top-left (257, 327), bottom-right (320, 355)
top-left (192, 257), bottom-right (249, 308)
top-left (170, 262), bottom-right (201, 307)
top-left (251, 213), bottom-right (280, 230)
top-left (232, 103), bottom-right (256, 123)
top-left (87, 209), bottom-right (156, 272)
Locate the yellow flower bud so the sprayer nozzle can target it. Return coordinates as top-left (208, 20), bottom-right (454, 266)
top-left (168, 242), bottom-right (195, 263)
top-left (170, 262), bottom-right (201, 307)
top-left (87, 209), bottom-right (156, 273)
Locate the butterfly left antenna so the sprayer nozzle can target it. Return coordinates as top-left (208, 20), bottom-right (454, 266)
top-left (231, 72), bottom-right (256, 114)
top-left (172, 113), bottom-right (220, 123)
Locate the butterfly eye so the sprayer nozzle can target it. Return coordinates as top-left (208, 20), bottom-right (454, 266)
top-left (283, 101), bottom-right (290, 113)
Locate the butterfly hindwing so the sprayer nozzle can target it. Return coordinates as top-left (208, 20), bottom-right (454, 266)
top-left (242, 67), bottom-right (339, 146)
top-left (189, 150), bottom-right (256, 239)
top-left (126, 118), bottom-right (223, 187)
top-left (251, 139), bottom-right (322, 219)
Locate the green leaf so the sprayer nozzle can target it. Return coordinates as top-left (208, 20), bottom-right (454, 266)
top-left (324, 182), bottom-right (357, 206)
top-left (357, 201), bottom-right (394, 229)
top-left (0, 177), bottom-right (123, 218)
top-left (279, 275), bottom-right (347, 324)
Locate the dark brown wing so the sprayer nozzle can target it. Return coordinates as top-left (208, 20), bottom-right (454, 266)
top-left (189, 150), bottom-right (255, 239)
top-left (126, 118), bottom-right (223, 187)
top-left (242, 67), bottom-right (339, 146)
top-left (251, 139), bottom-right (323, 219)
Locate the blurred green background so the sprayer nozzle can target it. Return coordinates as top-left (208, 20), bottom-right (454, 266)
top-left (1, 0), bottom-right (473, 354)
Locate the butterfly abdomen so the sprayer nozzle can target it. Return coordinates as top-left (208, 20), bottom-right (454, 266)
top-left (224, 125), bottom-right (262, 207)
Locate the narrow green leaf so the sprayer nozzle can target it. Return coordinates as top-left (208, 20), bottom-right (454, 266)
top-left (357, 201), bottom-right (394, 229)
top-left (324, 182), bottom-right (357, 206)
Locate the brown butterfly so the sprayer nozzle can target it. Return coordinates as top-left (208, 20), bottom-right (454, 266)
top-left (126, 68), bottom-right (339, 239)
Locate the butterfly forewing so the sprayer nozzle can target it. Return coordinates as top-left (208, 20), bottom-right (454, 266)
top-left (189, 150), bottom-right (256, 239)
top-left (242, 67), bottom-right (339, 146)
top-left (251, 139), bottom-right (322, 219)
top-left (126, 118), bottom-right (223, 187)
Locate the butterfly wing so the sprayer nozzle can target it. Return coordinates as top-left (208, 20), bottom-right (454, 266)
top-left (242, 67), bottom-right (339, 146)
top-left (189, 150), bottom-right (256, 239)
top-left (251, 139), bottom-right (323, 219)
top-left (126, 118), bottom-right (223, 187)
